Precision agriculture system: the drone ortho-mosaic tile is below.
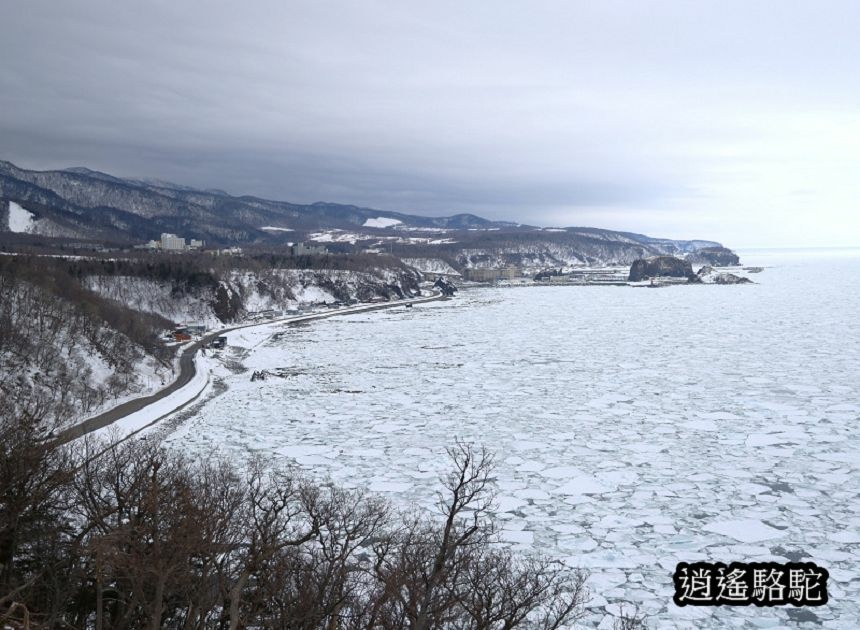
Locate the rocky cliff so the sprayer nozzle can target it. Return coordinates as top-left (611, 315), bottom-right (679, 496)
top-left (84, 267), bottom-right (421, 325)
top-left (686, 246), bottom-right (741, 266)
top-left (628, 256), bottom-right (696, 282)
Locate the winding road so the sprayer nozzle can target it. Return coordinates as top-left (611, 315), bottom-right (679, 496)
top-left (56, 290), bottom-right (446, 445)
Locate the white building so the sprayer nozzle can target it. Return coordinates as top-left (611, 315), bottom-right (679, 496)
top-left (161, 233), bottom-right (186, 251)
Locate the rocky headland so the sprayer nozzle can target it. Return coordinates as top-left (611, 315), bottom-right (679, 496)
top-left (628, 256), bottom-right (696, 282)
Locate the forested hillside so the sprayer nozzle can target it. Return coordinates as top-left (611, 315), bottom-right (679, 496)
top-left (0, 256), bottom-right (173, 428)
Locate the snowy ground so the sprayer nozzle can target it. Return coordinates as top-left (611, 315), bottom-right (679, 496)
top-left (163, 249), bottom-right (860, 629)
top-left (70, 352), bottom-right (171, 424)
top-left (93, 353), bottom-right (213, 439)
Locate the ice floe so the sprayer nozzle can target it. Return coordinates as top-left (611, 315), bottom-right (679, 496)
top-left (702, 519), bottom-right (786, 543)
top-left (163, 251), bottom-right (860, 628)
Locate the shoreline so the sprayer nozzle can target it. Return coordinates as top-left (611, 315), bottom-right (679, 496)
top-left (55, 289), bottom-right (446, 446)
top-left (54, 262), bottom-right (759, 447)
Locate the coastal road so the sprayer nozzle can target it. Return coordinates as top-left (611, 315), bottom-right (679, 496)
top-left (55, 290), bottom-right (446, 445)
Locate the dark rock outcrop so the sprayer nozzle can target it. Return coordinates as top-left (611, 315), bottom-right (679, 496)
top-left (696, 265), bottom-right (753, 284)
top-left (434, 277), bottom-right (457, 296)
top-left (628, 256), bottom-right (695, 282)
top-left (212, 283), bottom-right (243, 321)
top-left (714, 274), bottom-right (751, 285)
top-left (687, 246), bottom-right (740, 266)
top-left (534, 268), bottom-right (562, 281)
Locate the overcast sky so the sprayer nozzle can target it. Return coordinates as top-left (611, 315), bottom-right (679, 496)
top-left (2, 1), bottom-right (859, 247)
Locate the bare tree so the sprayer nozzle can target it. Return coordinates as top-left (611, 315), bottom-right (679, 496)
top-left (366, 440), bottom-right (589, 630)
top-left (2, 419), bottom-right (611, 630)
top-left (257, 485), bottom-right (390, 629)
top-left (220, 458), bottom-right (320, 630)
top-left (612, 605), bottom-right (649, 630)
top-left (0, 404), bottom-right (76, 627)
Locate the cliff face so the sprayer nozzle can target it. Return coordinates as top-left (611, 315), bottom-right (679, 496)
top-left (686, 246), bottom-right (741, 266)
top-left (436, 229), bottom-right (728, 272)
top-left (628, 256), bottom-right (696, 282)
top-left (454, 238), bottom-right (651, 269)
top-left (84, 267), bottom-right (421, 325)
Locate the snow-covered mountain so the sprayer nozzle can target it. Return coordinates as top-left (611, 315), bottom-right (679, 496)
top-left (1, 159), bottom-right (738, 267)
top-left (0, 160), bottom-right (504, 244)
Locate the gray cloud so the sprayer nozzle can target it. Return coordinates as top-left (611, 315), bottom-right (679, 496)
top-left (2, 1), bottom-right (859, 246)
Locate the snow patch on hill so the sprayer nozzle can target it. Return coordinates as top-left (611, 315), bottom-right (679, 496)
top-left (260, 225), bottom-right (294, 232)
top-left (308, 230), bottom-right (362, 244)
top-left (7, 201), bottom-right (36, 233)
top-left (363, 217), bottom-right (402, 228)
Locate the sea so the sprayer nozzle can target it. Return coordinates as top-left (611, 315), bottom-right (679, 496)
top-left (167, 248), bottom-right (860, 629)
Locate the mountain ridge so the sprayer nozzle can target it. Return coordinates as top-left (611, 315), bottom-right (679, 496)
top-left (0, 158), bottom-right (735, 267)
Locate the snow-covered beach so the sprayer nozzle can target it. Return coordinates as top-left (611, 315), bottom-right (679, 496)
top-left (160, 249), bottom-right (860, 629)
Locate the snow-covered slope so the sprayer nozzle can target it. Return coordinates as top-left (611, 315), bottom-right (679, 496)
top-left (84, 276), bottom-right (226, 326)
top-left (7, 201), bottom-right (36, 232)
top-left (0, 276), bottom-right (171, 428)
top-left (84, 267), bottom-right (422, 324)
top-left (401, 258), bottom-right (461, 276)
